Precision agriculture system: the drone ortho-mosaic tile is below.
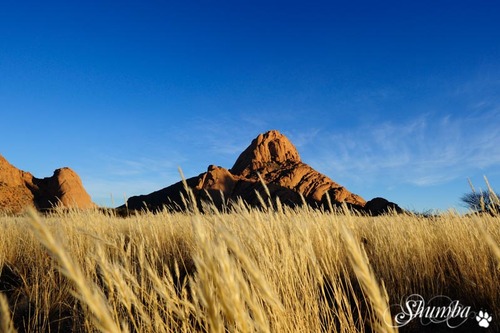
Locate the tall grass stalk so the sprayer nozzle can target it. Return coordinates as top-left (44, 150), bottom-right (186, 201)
top-left (26, 208), bottom-right (123, 333)
top-left (0, 293), bottom-right (17, 333)
top-left (340, 225), bottom-right (396, 333)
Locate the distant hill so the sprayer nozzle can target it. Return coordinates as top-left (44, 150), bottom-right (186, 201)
top-left (0, 154), bottom-right (94, 213)
top-left (123, 130), bottom-right (402, 215)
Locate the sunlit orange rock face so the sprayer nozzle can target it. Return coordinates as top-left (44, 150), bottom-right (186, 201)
top-left (0, 155), bottom-right (34, 213)
top-left (231, 130), bottom-right (302, 177)
top-left (0, 155), bottom-right (94, 213)
top-left (229, 130), bottom-right (365, 206)
top-left (126, 130), bottom-right (366, 212)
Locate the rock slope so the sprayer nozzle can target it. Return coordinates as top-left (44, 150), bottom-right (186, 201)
top-left (125, 130), bottom-right (368, 212)
top-left (0, 154), bottom-right (94, 213)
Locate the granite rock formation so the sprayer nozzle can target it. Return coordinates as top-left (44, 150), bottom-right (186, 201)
top-left (0, 154), bottom-right (94, 213)
top-left (125, 130), bottom-right (369, 212)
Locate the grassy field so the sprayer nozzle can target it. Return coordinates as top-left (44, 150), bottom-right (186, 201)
top-left (0, 201), bottom-right (499, 333)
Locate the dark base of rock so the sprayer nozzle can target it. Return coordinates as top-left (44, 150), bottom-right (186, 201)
top-left (364, 197), bottom-right (404, 216)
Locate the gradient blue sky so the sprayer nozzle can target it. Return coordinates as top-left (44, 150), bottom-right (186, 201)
top-left (2, 1), bottom-right (499, 212)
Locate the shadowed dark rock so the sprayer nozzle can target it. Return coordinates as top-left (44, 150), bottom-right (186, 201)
top-left (364, 197), bottom-right (403, 216)
top-left (125, 175), bottom-right (201, 212)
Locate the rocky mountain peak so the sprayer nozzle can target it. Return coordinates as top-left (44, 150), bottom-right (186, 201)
top-left (123, 129), bottom-right (406, 214)
top-left (231, 130), bottom-right (301, 177)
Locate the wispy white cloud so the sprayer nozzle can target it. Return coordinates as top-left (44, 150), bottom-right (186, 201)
top-left (79, 154), bottom-right (187, 206)
top-left (101, 156), bottom-right (181, 177)
top-left (180, 116), bottom-right (269, 159)
top-left (303, 109), bottom-right (500, 188)
top-left (83, 178), bottom-right (166, 207)
top-left (288, 128), bottom-right (321, 148)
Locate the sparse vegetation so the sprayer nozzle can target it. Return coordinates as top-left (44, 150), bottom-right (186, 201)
top-left (0, 202), bottom-right (499, 333)
top-left (461, 178), bottom-right (500, 214)
top-left (461, 191), bottom-right (500, 214)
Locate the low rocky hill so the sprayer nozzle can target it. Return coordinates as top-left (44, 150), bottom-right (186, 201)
top-left (0, 155), bottom-right (94, 213)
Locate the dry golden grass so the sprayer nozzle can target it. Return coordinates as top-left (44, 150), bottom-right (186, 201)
top-left (0, 292), bottom-right (16, 333)
top-left (0, 202), bottom-right (499, 333)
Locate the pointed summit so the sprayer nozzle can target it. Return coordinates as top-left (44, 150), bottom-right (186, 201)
top-left (231, 130), bottom-right (301, 177)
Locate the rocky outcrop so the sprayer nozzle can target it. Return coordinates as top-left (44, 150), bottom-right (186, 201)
top-left (0, 155), bottom-right (35, 213)
top-left (231, 130), bottom-right (301, 177)
top-left (230, 130), bottom-right (365, 207)
top-left (364, 197), bottom-right (403, 216)
top-left (124, 130), bottom-right (368, 212)
top-left (0, 154), bottom-right (94, 213)
top-left (31, 168), bottom-right (95, 209)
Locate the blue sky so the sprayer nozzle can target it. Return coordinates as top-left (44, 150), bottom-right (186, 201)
top-left (1, 1), bottom-right (499, 212)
